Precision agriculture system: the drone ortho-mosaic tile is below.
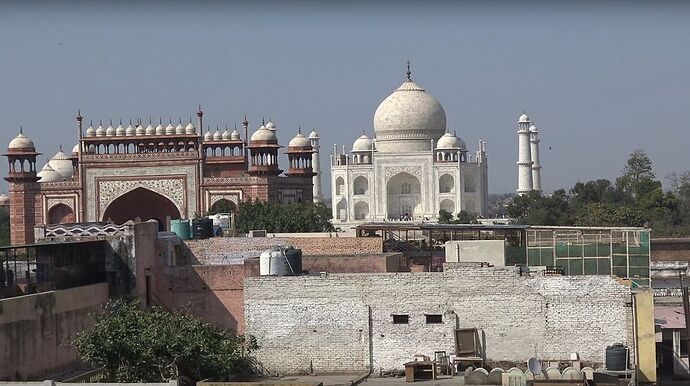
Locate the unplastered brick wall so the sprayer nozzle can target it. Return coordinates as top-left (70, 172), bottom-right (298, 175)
top-left (286, 236), bottom-right (382, 256)
top-left (244, 265), bottom-right (633, 374)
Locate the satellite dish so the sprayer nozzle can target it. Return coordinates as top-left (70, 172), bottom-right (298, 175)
top-left (528, 357), bottom-right (542, 374)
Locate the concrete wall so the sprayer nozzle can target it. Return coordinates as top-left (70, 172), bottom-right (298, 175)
top-left (244, 265), bottom-right (634, 374)
top-left (0, 283), bottom-right (109, 380)
top-left (445, 240), bottom-right (505, 266)
top-left (651, 238), bottom-right (690, 261)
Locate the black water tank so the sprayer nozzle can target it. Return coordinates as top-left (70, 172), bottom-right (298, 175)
top-left (192, 218), bottom-right (214, 239)
top-left (605, 344), bottom-right (629, 371)
top-left (284, 247), bottom-right (303, 275)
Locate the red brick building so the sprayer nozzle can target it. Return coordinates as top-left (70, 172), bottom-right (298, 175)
top-left (4, 109), bottom-right (318, 245)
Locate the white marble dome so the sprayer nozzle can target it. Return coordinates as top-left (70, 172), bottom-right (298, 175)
top-left (204, 131), bottom-right (213, 141)
top-left (352, 134), bottom-right (373, 151)
top-left (37, 163), bottom-right (64, 183)
top-left (436, 132), bottom-right (465, 150)
top-left (308, 129), bottom-right (319, 139)
top-left (48, 150), bottom-right (74, 178)
top-left (126, 124), bottom-right (136, 136)
top-left (165, 124), bottom-right (175, 135)
top-left (373, 79), bottom-right (446, 153)
top-left (95, 125), bottom-right (106, 137)
top-left (105, 125), bottom-right (115, 136)
top-left (155, 124), bottom-right (165, 135)
top-left (175, 123), bottom-right (185, 135)
top-left (72, 144), bottom-right (80, 154)
top-left (251, 125), bottom-right (277, 142)
top-left (8, 132), bottom-right (35, 151)
top-left (230, 129), bottom-right (241, 141)
top-left (85, 125), bottom-right (96, 137)
top-left (185, 122), bottom-right (196, 135)
top-left (213, 130), bottom-right (222, 141)
top-left (221, 129), bottom-right (231, 141)
top-left (518, 113), bottom-right (530, 123)
top-left (288, 132), bottom-right (310, 148)
top-left (135, 124), bottom-right (145, 136)
top-left (145, 124), bottom-right (155, 135)
top-left (529, 124), bottom-right (539, 133)
top-left (116, 124), bottom-right (125, 136)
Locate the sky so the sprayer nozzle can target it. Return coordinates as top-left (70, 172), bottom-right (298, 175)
top-left (1, 1), bottom-right (689, 198)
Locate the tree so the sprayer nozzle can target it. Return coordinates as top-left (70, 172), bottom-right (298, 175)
top-left (235, 200), bottom-right (334, 233)
top-left (616, 149), bottom-right (659, 199)
top-left (438, 209), bottom-right (453, 223)
top-left (0, 207), bottom-right (8, 247)
top-left (75, 298), bottom-right (259, 382)
top-left (507, 190), bottom-right (572, 226)
top-left (455, 210), bottom-right (475, 224)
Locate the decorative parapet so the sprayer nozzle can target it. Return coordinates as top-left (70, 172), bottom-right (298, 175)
top-left (35, 221), bottom-right (134, 241)
top-left (81, 151), bottom-right (199, 162)
top-left (40, 181), bottom-right (80, 189)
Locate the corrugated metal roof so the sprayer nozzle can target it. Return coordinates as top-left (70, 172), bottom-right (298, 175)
top-left (655, 306), bottom-right (686, 329)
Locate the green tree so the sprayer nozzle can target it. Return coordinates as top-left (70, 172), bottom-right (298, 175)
top-left (616, 149), bottom-right (660, 199)
top-left (75, 299), bottom-right (258, 382)
top-left (455, 210), bottom-right (475, 224)
top-left (0, 207), bottom-right (9, 246)
top-left (507, 190), bottom-right (572, 226)
top-left (235, 200), bottom-right (334, 233)
top-left (438, 209), bottom-right (453, 223)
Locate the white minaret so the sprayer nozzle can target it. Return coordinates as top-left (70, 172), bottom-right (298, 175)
top-left (309, 129), bottom-right (322, 203)
top-left (517, 112), bottom-right (533, 195)
top-left (529, 123), bottom-right (542, 192)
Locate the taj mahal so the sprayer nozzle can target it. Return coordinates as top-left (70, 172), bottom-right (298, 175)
top-left (330, 66), bottom-right (490, 225)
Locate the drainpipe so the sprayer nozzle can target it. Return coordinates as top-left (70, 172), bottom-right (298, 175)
top-left (631, 293), bottom-right (638, 386)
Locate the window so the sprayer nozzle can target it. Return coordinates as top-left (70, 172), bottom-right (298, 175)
top-left (425, 314), bottom-right (442, 324)
top-left (393, 314), bottom-right (409, 324)
top-left (401, 182), bottom-right (412, 194)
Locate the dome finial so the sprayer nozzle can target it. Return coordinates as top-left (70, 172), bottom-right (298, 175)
top-left (243, 114), bottom-right (249, 126)
top-left (298, 125), bottom-right (302, 134)
top-left (19, 125), bottom-right (23, 134)
top-left (59, 143), bottom-right (63, 152)
top-left (406, 61), bottom-right (412, 81)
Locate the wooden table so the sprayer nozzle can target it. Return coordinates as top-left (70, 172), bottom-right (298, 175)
top-left (404, 360), bottom-right (437, 382)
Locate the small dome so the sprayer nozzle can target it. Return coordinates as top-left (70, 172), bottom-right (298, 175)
top-left (213, 130), bottom-right (222, 141)
top-left (230, 129), bottom-right (241, 141)
top-left (250, 125), bottom-right (277, 142)
top-left (37, 163), bottom-right (64, 183)
top-left (48, 150), bottom-right (74, 178)
top-left (135, 124), bottom-right (145, 136)
top-left (185, 122), bottom-right (196, 134)
top-left (145, 124), bottom-right (155, 135)
top-left (288, 132), bottom-right (311, 148)
top-left (116, 124), bottom-right (125, 136)
top-left (175, 123), bottom-right (185, 135)
top-left (8, 132), bottom-right (35, 151)
top-left (204, 131), bottom-right (213, 141)
top-left (518, 113), bottom-right (530, 123)
top-left (165, 124), bottom-right (175, 135)
top-left (0, 193), bottom-right (9, 206)
top-left (436, 132), bottom-right (464, 150)
top-left (529, 124), bottom-right (539, 133)
top-left (105, 125), bottom-right (115, 137)
top-left (308, 129), bottom-right (319, 139)
top-left (265, 121), bottom-right (276, 131)
top-left (352, 134), bottom-right (373, 152)
top-left (126, 124), bottom-right (136, 136)
top-left (221, 129), bottom-right (231, 140)
top-left (95, 125), bottom-right (106, 137)
top-left (72, 144), bottom-right (80, 154)
top-left (155, 124), bottom-right (165, 135)
top-left (85, 125), bottom-right (96, 137)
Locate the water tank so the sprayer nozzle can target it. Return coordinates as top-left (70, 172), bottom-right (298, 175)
top-left (170, 219), bottom-right (191, 240)
top-left (192, 218), bottom-right (213, 239)
top-left (605, 344), bottom-right (629, 371)
top-left (259, 247), bottom-right (302, 276)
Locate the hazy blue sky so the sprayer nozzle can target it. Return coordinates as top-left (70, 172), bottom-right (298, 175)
top-left (1, 1), bottom-right (689, 197)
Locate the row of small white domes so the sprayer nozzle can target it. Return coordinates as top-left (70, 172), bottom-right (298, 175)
top-left (250, 122), bottom-right (319, 148)
top-left (351, 131), bottom-right (466, 152)
top-left (204, 129), bottom-right (242, 142)
top-left (85, 122), bottom-right (197, 137)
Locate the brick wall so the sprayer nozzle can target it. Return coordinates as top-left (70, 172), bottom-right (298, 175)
top-left (286, 236), bottom-right (382, 256)
top-left (244, 265), bottom-right (633, 374)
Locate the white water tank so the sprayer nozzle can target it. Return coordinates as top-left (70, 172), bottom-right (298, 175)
top-left (259, 247), bottom-right (302, 276)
